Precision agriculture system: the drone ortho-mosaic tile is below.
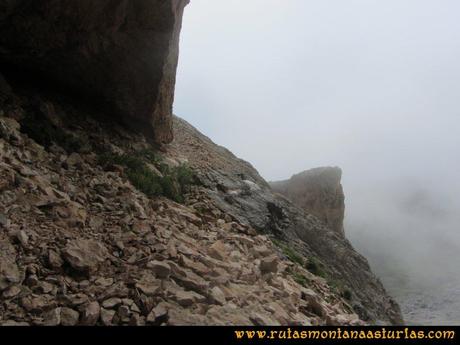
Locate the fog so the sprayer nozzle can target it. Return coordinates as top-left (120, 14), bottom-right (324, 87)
top-left (174, 0), bottom-right (460, 324)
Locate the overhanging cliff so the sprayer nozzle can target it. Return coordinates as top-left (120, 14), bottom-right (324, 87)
top-left (0, 0), bottom-right (189, 144)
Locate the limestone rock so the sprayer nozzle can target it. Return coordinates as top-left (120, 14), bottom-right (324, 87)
top-left (0, 212), bottom-right (9, 229)
top-left (173, 290), bottom-right (206, 307)
top-left (102, 298), bottom-right (122, 309)
top-left (60, 307), bottom-right (80, 326)
top-left (0, 0), bottom-right (190, 144)
top-left (100, 308), bottom-right (116, 326)
top-left (210, 286), bottom-right (226, 306)
top-left (20, 295), bottom-right (55, 313)
top-left (147, 303), bottom-right (169, 324)
top-left (14, 230), bottom-right (29, 248)
top-left (147, 260), bottom-right (171, 279)
top-left (135, 274), bottom-right (161, 296)
top-left (270, 167), bottom-right (345, 236)
top-left (1, 320), bottom-right (30, 326)
top-left (2, 285), bottom-right (21, 299)
top-left (43, 308), bottom-right (61, 326)
top-left (62, 239), bottom-right (108, 273)
top-left (250, 312), bottom-right (279, 326)
top-left (80, 301), bottom-right (101, 326)
top-left (208, 240), bottom-right (228, 261)
top-left (117, 305), bottom-right (131, 321)
top-left (48, 250), bottom-right (64, 270)
top-left (0, 237), bottom-right (21, 291)
top-left (260, 255), bottom-right (279, 274)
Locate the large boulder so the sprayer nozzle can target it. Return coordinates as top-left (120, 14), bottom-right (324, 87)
top-left (0, 0), bottom-right (189, 144)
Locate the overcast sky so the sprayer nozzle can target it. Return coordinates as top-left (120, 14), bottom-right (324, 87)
top-left (175, 0), bottom-right (460, 188)
top-left (174, 2), bottom-right (460, 314)
top-left (174, 0), bottom-right (460, 323)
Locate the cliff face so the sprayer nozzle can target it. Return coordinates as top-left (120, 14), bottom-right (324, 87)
top-left (0, 0), bottom-right (189, 144)
top-left (270, 167), bottom-right (345, 236)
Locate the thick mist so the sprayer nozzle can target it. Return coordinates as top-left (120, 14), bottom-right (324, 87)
top-left (174, 0), bottom-right (460, 324)
top-left (346, 177), bottom-right (460, 324)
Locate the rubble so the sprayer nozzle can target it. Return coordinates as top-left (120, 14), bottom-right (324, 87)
top-left (0, 93), bottom-right (367, 326)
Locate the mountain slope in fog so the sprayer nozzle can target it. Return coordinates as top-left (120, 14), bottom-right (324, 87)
top-left (346, 179), bottom-right (460, 325)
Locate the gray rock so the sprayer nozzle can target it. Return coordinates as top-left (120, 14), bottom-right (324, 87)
top-left (270, 167), bottom-right (345, 236)
top-left (60, 307), bottom-right (80, 326)
top-left (20, 295), bottom-right (54, 313)
top-left (62, 239), bottom-right (108, 273)
top-left (208, 241), bottom-right (228, 261)
top-left (147, 260), bottom-right (171, 278)
top-left (80, 301), bottom-right (100, 326)
top-left (117, 305), bottom-right (131, 320)
top-left (0, 237), bottom-right (21, 291)
top-left (15, 230), bottom-right (29, 247)
top-left (1, 320), bottom-right (30, 326)
top-left (129, 314), bottom-right (145, 326)
top-left (2, 285), bottom-right (21, 299)
top-left (102, 297), bottom-right (122, 309)
top-left (0, 213), bottom-right (9, 228)
top-left (146, 303), bottom-right (168, 324)
top-left (210, 286), bottom-right (226, 306)
top-left (260, 255), bottom-right (279, 274)
top-left (174, 290), bottom-right (196, 307)
top-left (100, 308), bottom-right (116, 326)
top-left (43, 308), bottom-right (61, 326)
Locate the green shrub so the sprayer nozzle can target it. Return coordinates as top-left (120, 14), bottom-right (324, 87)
top-left (306, 257), bottom-right (326, 278)
top-left (126, 166), bottom-right (164, 197)
top-left (326, 278), bottom-right (352, 301)
top-left (283, 246), bottom-right (305, 266)
top-left (133, 148), bottom-right (161, 165)
top-left (175, 164), bottom-right (195, 189)
top-left (271, 239), bottom-right (305, 266)
top-left (292, 272), bottom-right (308, 287)
top-left (98, 151), bottom-right (195, 203)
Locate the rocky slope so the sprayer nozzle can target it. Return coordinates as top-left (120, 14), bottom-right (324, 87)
top-left (0, 78), bottom-right (368, 326)
top-left (168, 117), bottom-right (402, 325)
top-left (270, 167), bottom-right (345, 236)
top-left (0, 0), bottom-right (189, 143)
top-left (0, 0), bottom-right (402, 326)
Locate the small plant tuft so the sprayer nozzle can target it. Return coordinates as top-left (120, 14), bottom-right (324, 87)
top-left (292, 272), bottom-right (309, 287)
top-left (306, 257), bottom-right (326, 278)
top-left (98, 151), bottom-right (195, 204)
top-left (271, 239), bottom-right (304, 265)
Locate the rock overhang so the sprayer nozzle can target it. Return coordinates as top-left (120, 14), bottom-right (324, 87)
top-left (0, 0), bottom-right (189, 144)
